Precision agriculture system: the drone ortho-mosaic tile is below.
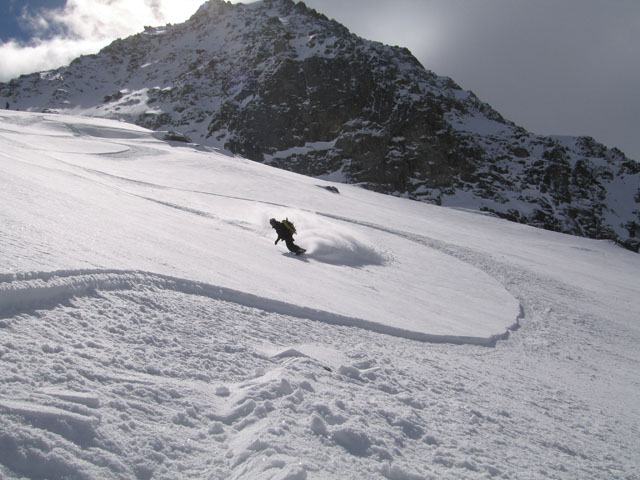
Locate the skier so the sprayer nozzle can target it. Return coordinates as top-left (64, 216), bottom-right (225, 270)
top-left (270, 218), bottom-right (305, 255)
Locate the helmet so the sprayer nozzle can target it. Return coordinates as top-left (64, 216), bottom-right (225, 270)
top-left (269, 218), bottom-right (277, 225)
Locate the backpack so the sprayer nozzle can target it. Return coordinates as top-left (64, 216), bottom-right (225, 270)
top-left (282, 218), bottom-right (296, 235)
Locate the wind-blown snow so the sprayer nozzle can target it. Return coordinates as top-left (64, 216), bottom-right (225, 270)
top-left (1, 110), bottom-right (638, 479)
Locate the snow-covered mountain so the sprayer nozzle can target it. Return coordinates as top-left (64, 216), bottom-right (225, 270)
top-left (1, 0), bottom-right (639, 252)
top-left (1, 110), bottom-right (639, 479)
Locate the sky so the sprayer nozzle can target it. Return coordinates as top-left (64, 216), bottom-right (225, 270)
top-left (0, 0), bottom-right (638, 161)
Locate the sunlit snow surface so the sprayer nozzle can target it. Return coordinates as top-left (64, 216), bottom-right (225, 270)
top-left (0, 111), bottom-right (638, 479)
top-left (0, 111), bottom-right (519, 342)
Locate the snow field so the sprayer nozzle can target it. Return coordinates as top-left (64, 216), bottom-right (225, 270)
top-left (1, 111), bottom-right (639, 479)
top-left (1, 268), bottom-right (637, 479)
top-left (0, 110), bottom-right (521, 342)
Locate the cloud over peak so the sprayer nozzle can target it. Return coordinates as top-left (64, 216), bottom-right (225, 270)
top-left (0, 0), bottom-right (204, 81)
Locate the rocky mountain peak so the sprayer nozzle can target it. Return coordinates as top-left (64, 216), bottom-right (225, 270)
top-left (1, 1), bottom-right (638, 251)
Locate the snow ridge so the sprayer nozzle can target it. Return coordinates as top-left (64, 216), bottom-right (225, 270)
top-left (0, 269), bottom-right (520, 347)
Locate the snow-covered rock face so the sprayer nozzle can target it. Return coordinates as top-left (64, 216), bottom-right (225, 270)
top-left (1, 0), bottom-right (639, 251)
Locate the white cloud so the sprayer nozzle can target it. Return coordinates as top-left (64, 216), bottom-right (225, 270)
top-left (0, 0), bottom-right (205, 81)
top-left (0, 37), bottom-right (106, 81)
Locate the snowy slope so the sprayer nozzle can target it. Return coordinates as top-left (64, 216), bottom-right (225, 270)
top-left (0, 110), bottom-right (519, 342)
top-left (1, 111), bottom-right (639, 479)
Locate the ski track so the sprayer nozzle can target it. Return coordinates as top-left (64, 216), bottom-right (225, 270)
top-left (0, 151), bottom-right (523, 345)
top-left (0, 269), bottom-right (513, 348)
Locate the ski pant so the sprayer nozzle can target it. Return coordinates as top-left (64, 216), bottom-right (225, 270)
top-left (284, 237), bottom-right (303, 254)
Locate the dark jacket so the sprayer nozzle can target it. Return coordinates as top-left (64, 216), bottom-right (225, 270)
top-left (270, 219), bottom-right (303, 253)
top-left (272, 221), bottom-right (293, 243)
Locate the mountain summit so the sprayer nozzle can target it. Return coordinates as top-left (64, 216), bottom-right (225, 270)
top-left (1, 0), bottom-right (639, 250)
